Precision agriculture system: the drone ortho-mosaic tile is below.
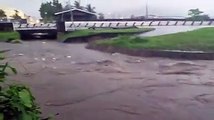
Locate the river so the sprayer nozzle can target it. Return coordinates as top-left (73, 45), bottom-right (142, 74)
top-left (1, 26), bottom-right (214, 120)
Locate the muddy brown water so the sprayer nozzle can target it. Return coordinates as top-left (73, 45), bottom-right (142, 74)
top-left (1, 40), bottom-right (214, 120)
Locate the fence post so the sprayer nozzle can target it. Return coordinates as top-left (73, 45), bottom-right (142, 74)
top-left (141, 22), bottom-right (144, 26)
top-left (100, 23), bottom-right (104, 27)
top-left (200, 21), bottom-right (203, 25)
top-left (158, 21), bottom-right (161, 26)
top-left (208, 21), bottom-right (213, 25)
top-left (149, 21), bottom-right (153, 26)
top-left (174, 21), bottom-right (178, 26)
top-left (108, 23), bottom-right (112, 27)
top-left (183, 21), bottom-right (186, 25)
top-left (191, 21), bottom-right (195, 26)
top-left (166, 21), bottom-right (170, 26)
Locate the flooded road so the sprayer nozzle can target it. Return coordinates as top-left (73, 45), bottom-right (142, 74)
top-left (1, 27), bottom-right (214, 120)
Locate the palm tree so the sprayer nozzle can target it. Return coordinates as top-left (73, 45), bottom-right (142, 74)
top-left (74, 1), bottom-right (83, 9)
top-left (64, 1), bottom-right (73, 10)
top-left (86, 4), bottom-right (95, 13)
top-left (0, 9), bottom-right (6, 18)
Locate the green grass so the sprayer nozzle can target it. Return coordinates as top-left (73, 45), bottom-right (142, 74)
top-left (58, 28), bottom-right (154, 41)
top-left (95, 27), bottom-right (214, 52)
top-left (0, 32), bottom-right (20, 42)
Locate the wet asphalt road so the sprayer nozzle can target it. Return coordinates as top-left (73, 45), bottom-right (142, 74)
top-left (1, 41), bottom-right (214, 120)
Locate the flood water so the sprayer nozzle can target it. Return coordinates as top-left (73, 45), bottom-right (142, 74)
top-left (2, 26), bottom-right (214, 120)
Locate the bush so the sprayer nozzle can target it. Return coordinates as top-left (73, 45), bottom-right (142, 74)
top-left (0, 51), bottom-right (45, 120)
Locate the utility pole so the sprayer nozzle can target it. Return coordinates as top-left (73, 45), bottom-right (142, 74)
top-left (145, 0), bottom-right (149, 19)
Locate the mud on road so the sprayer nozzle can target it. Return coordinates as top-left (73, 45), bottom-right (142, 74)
top-left (1, 41), bottom-right (214, 120)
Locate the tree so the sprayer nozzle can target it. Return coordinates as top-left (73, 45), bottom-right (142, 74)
top-left (39, 0), bottom-right (62, 22)
top-left (53, 0), bottom-right (63, 12)
top-left (188, 8), bottom-right (210, 21)
top-left (188, 8), bottom-right (203, 17)
top-left (64, 0), bottom-right (73, 10)
top-left (86, 4), bottom-right (95, 13)
top-left (11, 10), bottom-right (22, 20)
top-left (98, 13), bottom-right (104, 20)
top-left (74, 1), bottom-right (83, 9)
top-left (39, 2), bottom-right (53, 22)
top-left (0, 9), bottom-right (6, 18)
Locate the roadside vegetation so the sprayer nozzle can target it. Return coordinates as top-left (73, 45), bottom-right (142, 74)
top-left (94, 27), bottom-right (214, 52)
top-left (59, 28), bottom-right (154, 41)
top-left (0, 32), bottom-right (20, 42)
top-left (0, 51), bottom-right (49, 120)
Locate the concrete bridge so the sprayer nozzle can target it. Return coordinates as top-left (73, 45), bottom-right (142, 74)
top-left (15, 20), bottom-right (214, 31)
top-left (13, 19), bottom-right (214, 39)
top-left (14, 23), bottom-right (57, 40)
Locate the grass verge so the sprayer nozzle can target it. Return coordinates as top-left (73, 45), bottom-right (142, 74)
top-left (0, 32), bottom-right (20, 42)
top-left (58, 28), bottom-right (154, 41)
top-left (95, 27), bottom-right (214, 52)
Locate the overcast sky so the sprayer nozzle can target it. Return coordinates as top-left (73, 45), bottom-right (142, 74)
top-left (1, 0), bottom-right (214, 18)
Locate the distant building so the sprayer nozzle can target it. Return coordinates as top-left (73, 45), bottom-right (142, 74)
top-left (54, 8), bottom-right (97, 21)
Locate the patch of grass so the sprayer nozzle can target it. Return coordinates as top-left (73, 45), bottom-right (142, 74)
top-left (9, 39), bottom-right (22, 44)
top-left (58, 28), bottom-right (154, 41)
top-left (95, 27), bottom-right (214, 52)
top-left (0, 32), bottom-right (20, 42)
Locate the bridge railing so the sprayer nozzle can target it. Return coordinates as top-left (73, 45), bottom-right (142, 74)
top-left (14, 23), bottom-right (56, 30)
top-left (13, 20), bottom-right (214, 32)
top-left (64, 20), bottom-right (214, 31)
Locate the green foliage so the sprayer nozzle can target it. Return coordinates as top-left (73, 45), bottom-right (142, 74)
top-left (0, 86), bottom-right (41, 120)
top-left (0, 9), bottom-right (6, 18)
top-left (187, 15), bottom-right (210, 21)
top-left (39, 0), bottom-right (97, 21)
top-left (95, 27), bottom-right (214, 52)
top-left (9, 39), bottom-right (23, 44)
top-left (59, 28), bottom-right (154, 41)
top-left (63, 1), bottom-right (73, 10)
top-left (0, 53), bottom-right (44, 120)
top-left (63, 0), bottom-right (96, 13)
top-left (74, 1), bottom-right (83, 9)
top-left (86, 4), bottom-right (95, 13)
top-left (98, 13), bottom-right (105, 20)
top-left (188, 8), bottom-right (203, 17)
top-left (0, 32), bottom-right (20, 42)
top-left (188, 8), bottom-right (210, 21)
top-left (39, 0), bottom-right (62, 22)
